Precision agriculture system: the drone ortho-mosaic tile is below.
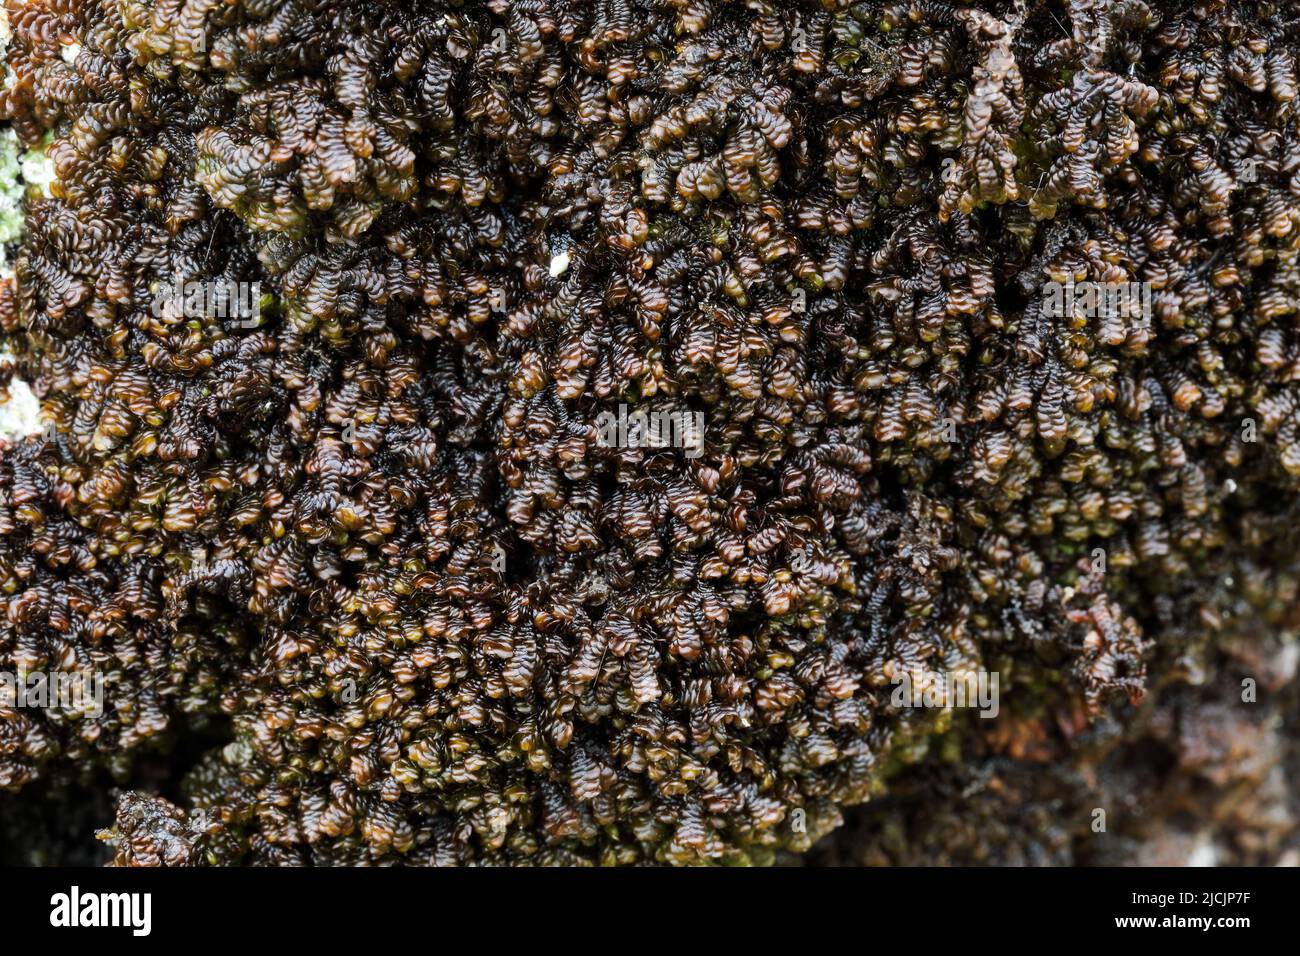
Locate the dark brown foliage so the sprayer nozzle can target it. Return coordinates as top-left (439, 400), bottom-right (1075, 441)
top-left (1, 0), bottom-right (1298, 865)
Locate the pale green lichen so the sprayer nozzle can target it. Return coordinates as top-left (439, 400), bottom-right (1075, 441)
top-left (0, 128), bottom-right (25, 259)
top-left (0, 128), bottom-right (55, 272)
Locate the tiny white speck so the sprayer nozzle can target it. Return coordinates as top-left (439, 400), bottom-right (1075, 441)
top-left (548, 250), bottom-right (570, 278)
top-left (1275, 643), bottom-right (1299, 682)
top-left (1187, 840), bottom-right (1217, 868)
top-left (1224, 478), bottom-right (1238, 494)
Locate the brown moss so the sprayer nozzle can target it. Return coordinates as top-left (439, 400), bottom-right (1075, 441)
top-left (0, 0), bottom-right (1297, 865)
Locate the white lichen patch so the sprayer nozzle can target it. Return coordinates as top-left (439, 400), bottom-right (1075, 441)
top-left (0, 374), bottom-right (43, 441)
top-left (19, 143), bottom-right (55, 198)
top-left (0, 129), bottom-right (24, 219)
top-left (0, 135), bottom-right (23, 272)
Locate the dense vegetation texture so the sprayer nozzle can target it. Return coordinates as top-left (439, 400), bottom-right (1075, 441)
top-left (0, 0), bottom-right (1298, 866)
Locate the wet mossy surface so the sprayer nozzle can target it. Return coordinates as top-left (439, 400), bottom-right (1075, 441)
top-left (0, 0), bottom-right (1298, 865)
